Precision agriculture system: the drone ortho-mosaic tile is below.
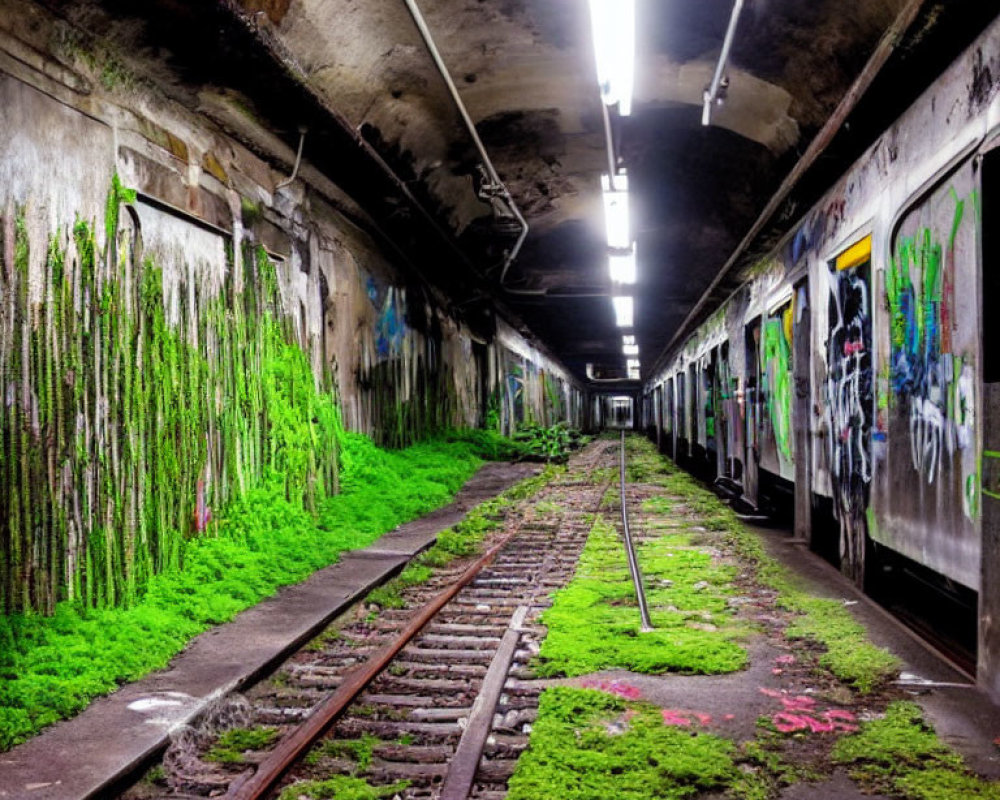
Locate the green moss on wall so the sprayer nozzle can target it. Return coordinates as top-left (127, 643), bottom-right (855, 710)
top-left (0, 179), bottom-right (340, 615)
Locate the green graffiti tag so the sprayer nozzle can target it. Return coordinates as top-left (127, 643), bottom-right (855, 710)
top-left (762, 310), bottom-right (793, 465)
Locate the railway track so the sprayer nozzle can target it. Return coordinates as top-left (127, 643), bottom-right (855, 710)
top-left (125, 438), bottom-right (620, 800)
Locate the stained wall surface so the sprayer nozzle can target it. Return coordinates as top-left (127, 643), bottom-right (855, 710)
top-left (0, 12), bottom-right (583, 615)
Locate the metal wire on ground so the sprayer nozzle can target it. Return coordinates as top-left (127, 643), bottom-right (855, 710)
top-left (620, 430), bottom-right (654, 632)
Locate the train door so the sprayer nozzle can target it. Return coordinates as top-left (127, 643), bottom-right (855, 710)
top-left (705, 353), bottom-right (718, 477)
top-left (719, 341), bottom-right (743, 484)
top-left (665, 377), bottom-right (675, 458)
top-left (792, 279), bottom-right (812, 541)
top-left (825, 237), bottom-right (873, 584)
top-left (743, 319), bottom-right (761, 508)
top-left (687, 363), bottom-right (698, 463)
top-left (676, 370), bottom-right (688, 460)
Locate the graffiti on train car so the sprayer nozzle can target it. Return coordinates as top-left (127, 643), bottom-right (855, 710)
top-left (886, 187), bottom-right (979, 520)
top-left (762, 303), bottom-right (794, 471)
top-left (825, 251), bottom-right (873, 569)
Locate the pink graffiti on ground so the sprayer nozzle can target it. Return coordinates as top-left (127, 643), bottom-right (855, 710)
top-left (580, 679), bottom-right (642, 700)
top-left (661, 709), bottom-right (712, 727)
top-left (775, 654), bottom-right (796, 665)
top-left (780, 695), bottom-right (816, 712)
top-left (758, 687), bottom-right (857, 734)
top-left (772, 710), bottom-right (857, 734)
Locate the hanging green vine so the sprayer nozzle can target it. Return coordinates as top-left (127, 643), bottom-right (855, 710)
top-left (0, 178), bottom-right (340, 615)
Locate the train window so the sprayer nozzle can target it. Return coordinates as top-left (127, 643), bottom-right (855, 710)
top-left (984, 149), bottom-right (999, 383)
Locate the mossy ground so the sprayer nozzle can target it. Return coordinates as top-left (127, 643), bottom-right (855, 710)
top-left (277, 775), bottom-right (408, 800)
top-left (511, 436), bottom-right (996, 800)
top-left (832, 701), bottom-right (1000, 799)
top-left (506, 687), bottom-right (738, 800)
top-left (534, 516), bottom-right (748, 676)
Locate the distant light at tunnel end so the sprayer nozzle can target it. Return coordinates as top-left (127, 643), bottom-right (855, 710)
top-left (589, 0), bottom-right (635, 116)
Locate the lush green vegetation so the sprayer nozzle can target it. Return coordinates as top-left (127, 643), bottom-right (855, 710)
top-left (832, 701), bottom-right (1000, 799)
top-left (507, 687), bottom-right (737, 800)
top-left (511, 422), bottom-right (589, 462)
top-left (0, 432), bottom-right (517, 751)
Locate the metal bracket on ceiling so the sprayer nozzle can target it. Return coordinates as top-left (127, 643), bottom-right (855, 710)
top-left (702, 0), bottom-right (745, 127)
top-left (401, 0), bottom-right (529, 286)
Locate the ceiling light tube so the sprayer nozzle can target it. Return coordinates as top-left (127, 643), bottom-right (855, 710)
top-left (589, 0), bottom-right (635, 116)
top-left (609, 248), bottom-right (636, 284)
top-left (601, 175), bottom-right (630, 249)
top-left (623, 343), bottom-right (639, 356)
top-left (623, 335), bottom-right (635, 345)
top-left (612, 295), bottom-right (634, 328)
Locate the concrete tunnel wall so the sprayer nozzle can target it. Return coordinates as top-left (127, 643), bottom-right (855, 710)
top-left (0, 15), bottom-right (585, 616)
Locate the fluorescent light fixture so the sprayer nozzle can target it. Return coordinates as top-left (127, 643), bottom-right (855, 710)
top-left (589, 0), bottom-right (635, 116)
top-left (601, 173), bottom-right (629, 194)
top-left (612, 295), bottom-right (633, 328)
top-left (623, 335), bottom-right (635, 345)
top-left (623, 343), bottom-right (639, 356)
top-left (627, 358), bottom-right (641, 380)
top-left (609, 248), bottom-right (636, 284)
top-left (601, 175), bottom-right (630, 249)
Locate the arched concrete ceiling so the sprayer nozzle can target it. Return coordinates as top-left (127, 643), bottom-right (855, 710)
top-left (38, 0), bottom-right (998, 381)
top-left (243, 0), bottom-right (911, 378)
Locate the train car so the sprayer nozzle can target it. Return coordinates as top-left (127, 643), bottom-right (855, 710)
top-left (645, 18), bottom-right (1000, 692)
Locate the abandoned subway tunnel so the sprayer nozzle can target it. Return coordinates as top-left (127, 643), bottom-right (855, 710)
top-left (2, 0), bottom-right (1000, 797)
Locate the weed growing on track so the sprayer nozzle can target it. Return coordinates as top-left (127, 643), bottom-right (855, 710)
top-left (304, 733), bottom-right (381, 771)
top-left (506, 687), bottom-right (737, 800)
top-left (204, 726), bottom-right (278, 763)
top-left (832, 701), bottom-right (1000, 799)
top-left (0, 432), bottom-right (521, 750)
top-left (277, 775), bottom-right (408, 800)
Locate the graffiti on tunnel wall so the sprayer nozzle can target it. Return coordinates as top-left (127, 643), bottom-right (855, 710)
top-left (366, 276), bottom-right (406, 360)
top-left (886, 183), bottom-right (979, 521)
top-left (825, 241), bottom-right (873, 578)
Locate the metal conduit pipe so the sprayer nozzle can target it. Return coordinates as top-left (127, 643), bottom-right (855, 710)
top-left (702, 0), bottom-right (744, 126)
top-left (401, 0), bottom-right (529, 284)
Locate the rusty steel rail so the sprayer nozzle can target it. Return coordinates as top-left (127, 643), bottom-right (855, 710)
top-left (620, 431), bottom-right (653, 632)
top-left (224, 528), bottom-right (524, 800)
